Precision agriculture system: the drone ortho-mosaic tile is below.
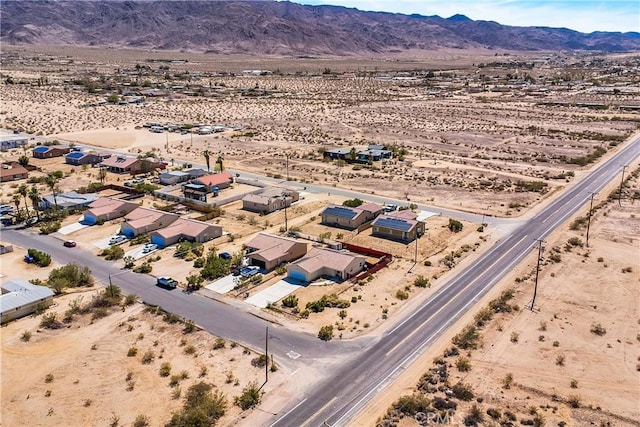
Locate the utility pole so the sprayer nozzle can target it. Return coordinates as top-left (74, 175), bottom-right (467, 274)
top-left (531, 239), bottom-right (544, 311)
top-left (284, 153), bottom-right (290, 181)
top-left (264, 326), bottom-right (269, 384)
top-left (284, 204), bottom-right (288, 232)
top-left (618, 165), bottom-right (627, 206)
top-left (585, 192), bottom-right (597, 248)
top-left (414, 233), bottom-right (418, 263)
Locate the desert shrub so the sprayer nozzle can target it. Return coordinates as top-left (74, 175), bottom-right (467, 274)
top-left (456, 356), bottom-right (471, 372)
top-left (27, 248), bottom-right (52, 267)
top-left (39, 221), bottom-right (61, 235)
top-left (40, 313), bottom-right (62, 329)
top-left (392, 393), bottom-right (432, 416)
top-left (45, 373), bottom-right (54, 383)
top-left (132, 415), bottom-right (150, 427)
top-left (306, 294), bottom-right (350, 313)
top-left (556, 355), bottom-right (565, 366)
top-left (183, 320), bottom-right (196, 334)
top-left (133, 262), bottom-right (152, 273)
top-left (141, 351), bottom-right (155, 364)
top-left (235, 382), bottom-right (261, 410)
top-left (212, 338), bottom-right (226, 350)
top-left (452, 325), bottom-right (480, 349)
top-left (590, 323), bottom-right (607, 336)
top-left (448, 219), bottom-right (463, 232)
top-left (281, 294), bottom-right (298, 308)
top-left (159, 362), bottom-right (172, 377)
top-left (100, 246), bottom-right (125, 260)
top-left (474, 307), bottom-right (493, 327)
top-left (318, 325), bottom-right (334, 341)
top-left (47, 262), bottom-right (94, 292)
top-left (413, 275), bottom-right (429, 288)
top-left (567, 395), bottom-right (581, 408)
top-left (166, 382), bottom-right (227, 426)
top-left (451, 382), bottom-right (474, 401)
top-left (124, 294), bottom-right (137, 306)
top-left (570, 379), bottom-right (578, 388)
top-left (127, 347), bottom-right (138, 357)
top-left (395, 289), bottom-right (409, 300)
top-left (488, 288), bottom-right (515, 313)
top-left (486, 407), bottom-right (501, 420)
top-left (423, 260), bottom-right (432, 267)
top-left (184, 345), bottom-right (196, 355)
top-left (502, 373), bottom-right (514, 389)
top-left (21, 330), bottom-right (32, 342)
top-left (464, 404), bottom-right (484, 425)
top-left (567, 237), bottom-right (583, 247)
top-left (510, 331), bottom-right (520, 343)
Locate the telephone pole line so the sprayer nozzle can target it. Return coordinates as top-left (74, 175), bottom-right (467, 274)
top-left (585, 192), bottom-right (597, 248)
top-left (531, 239), bottom-right (545, 312)
top-left (618, 165), bottom-right (628, 206)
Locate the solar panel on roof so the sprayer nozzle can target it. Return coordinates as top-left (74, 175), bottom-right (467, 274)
top-left (66, 152), bottom-right (85, 159)
top-left (374, 217), bottom-right (414, 232)
top-left (323, 206), bottom-right (358, 220)
top-left (33, 146), bottom-right (50, 153)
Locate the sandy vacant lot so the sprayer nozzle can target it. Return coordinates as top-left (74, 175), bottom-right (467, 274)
top-left (1, 290), bottom-right (283, 427)
top-left (366, 170), bottom-right (640, 427)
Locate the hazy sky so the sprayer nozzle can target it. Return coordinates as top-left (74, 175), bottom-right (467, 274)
top-left (297, 0), bottom-right (640, 33)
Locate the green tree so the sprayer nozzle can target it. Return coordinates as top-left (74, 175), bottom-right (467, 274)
top-left (234, 382), bottom-right (261, 410)
top-left (98, 167), bottom-right (107, 184)
top-left (18, 155), bottom-right (29, 167)
top-left (215, 155), bottom-right (224, 172)
top-left (448, 218), bottom-right (463, 233)
top-left (17, 184), bottom-right (30, 219)
top-left (318, 325), bottom-right (334, 341)
top-left (12, 194), bottom-right (21, 218)
top-left (186, 274), bottom-right (204, 291)
top-left (166, 382), bottom-right (227, 427)
top-left (28, 185), bottom-right (41, 221)
top-left (203, 150), bottom-right (211, 172)
top-left (45, 173), bottom-right (60, 210)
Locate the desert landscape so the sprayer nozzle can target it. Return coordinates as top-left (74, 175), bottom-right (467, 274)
top-left (1, 38), bottom-right (639, 427)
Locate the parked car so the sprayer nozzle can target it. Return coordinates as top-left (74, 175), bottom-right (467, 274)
top-left (143, 243), bottom-right (158, 253)
top-left (0, 205), bottom-right (14, 215)
top-left (218, 252), bottom-right (232, 260)
top-left (109, 235), bottom-right (127, 245)
top-left (156, 276), bottom-right (178, 289)
top-left (63, 240), bottom-right (77, 247)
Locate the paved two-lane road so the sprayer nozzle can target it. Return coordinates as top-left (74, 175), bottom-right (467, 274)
top-left (269, 135), bottom-right (640, 426)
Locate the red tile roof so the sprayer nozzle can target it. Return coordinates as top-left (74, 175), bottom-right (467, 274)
top-left (194, 172), bottom-right (233, 187)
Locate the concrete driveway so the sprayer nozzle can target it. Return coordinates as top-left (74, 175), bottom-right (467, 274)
top-left (124, 246), bottom-right (158, 261)
top-left (245, 278), bottom-right (305, 308)
top-left (205, 274), bottom-right (239, 294)
top-left (58, 221), bottom-right (90, 235)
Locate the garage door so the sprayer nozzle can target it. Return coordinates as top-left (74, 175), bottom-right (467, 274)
top-left (288, 270), bottom-right (306, 282)
top-left (151, 235), bottom-right (165, 247)
top-left (83, 214), bottom-right (97, 225)
top-left (250, 259), bottom-right (266, 270)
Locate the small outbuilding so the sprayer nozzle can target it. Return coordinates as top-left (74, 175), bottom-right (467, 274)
top-left (1, 279), bottom-right (54, 323)
top-left (40, 191), bottom-right (98, 210)
top-left (321, 202), bottom-right (382, 230)
top-left (242, 187), bottom-right (299, 214)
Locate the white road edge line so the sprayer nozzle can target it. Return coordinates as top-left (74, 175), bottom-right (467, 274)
top-left (269, 398), bottom-right (308, 427)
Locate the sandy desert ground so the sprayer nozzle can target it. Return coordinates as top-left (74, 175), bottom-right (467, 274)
top-left (1, 46), bottom-right (638, 427)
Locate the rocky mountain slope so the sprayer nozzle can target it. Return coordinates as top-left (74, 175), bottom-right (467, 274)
top-left (1, 1), bottom-right (638, 54)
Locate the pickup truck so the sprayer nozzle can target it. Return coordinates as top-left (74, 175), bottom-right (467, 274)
top-left (156, 276), bottom-right (178, 289)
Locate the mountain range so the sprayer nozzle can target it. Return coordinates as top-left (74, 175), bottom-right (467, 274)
top-left (1, 1), bottom-right (638, 54)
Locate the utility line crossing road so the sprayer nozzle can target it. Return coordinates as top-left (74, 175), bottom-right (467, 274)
top-left (269, 136), bottom-right (640, 427)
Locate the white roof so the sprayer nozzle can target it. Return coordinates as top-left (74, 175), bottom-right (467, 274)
top-left (0, 279), bottom-right (54, 314)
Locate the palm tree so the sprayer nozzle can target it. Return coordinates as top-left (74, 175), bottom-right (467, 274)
top-left (17, 184), bottom-right (30, 219)
top-left (45, 173), bottom-right (60, 210)
top-left (98, 167), bottom-right (107, 184)
top-left (203, 150), bottom-right (211, 172)
top-left (12, 194), bottom-right (21, 218)
top-left (29, 185), bottom-right (41, 221)
top-left (215, 155), bottom-right (224, 172)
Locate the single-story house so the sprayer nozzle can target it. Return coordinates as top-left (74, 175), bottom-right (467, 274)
top-left (184, 168), bottom-right (209, 179)
top-left (150, 218), bottom-right (222, 248)
top-left (1, 279), bottom-right (54, 323)
top-left (83, 197), bottom-right (140, 225)
top-left (356, 148), bottom-right (393, 162)
top-left (120, 207), bottom-right (179, 237)
top-left (321, 202), bottom-right (383, 230)
top-left (40, 191), bottom-right (98, 210)
top-left (32, 145), bottom-right (71, 159)
top-left (323, 148), bottom-right (354, 161)
top-left (65, 151), bottom-right (107, 166)
top-left (371, 210), bottom-right (425, 242)
top-left (0, 162), bottom-right (29, 182)
top-left (100, 155), bottom-right (159, 175)
top-left (287, 247), bottom-right (366, 283)
top-left (244, 233), bottom-right (308, 271)
top-left (183, 172), bottom-right (233, 201)
top-left (159, 170), bottom-right (191, 185)
top-left (0, 136), bottom-right (28, 152)
top-left (242, 187), bottom-right (300, 214)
